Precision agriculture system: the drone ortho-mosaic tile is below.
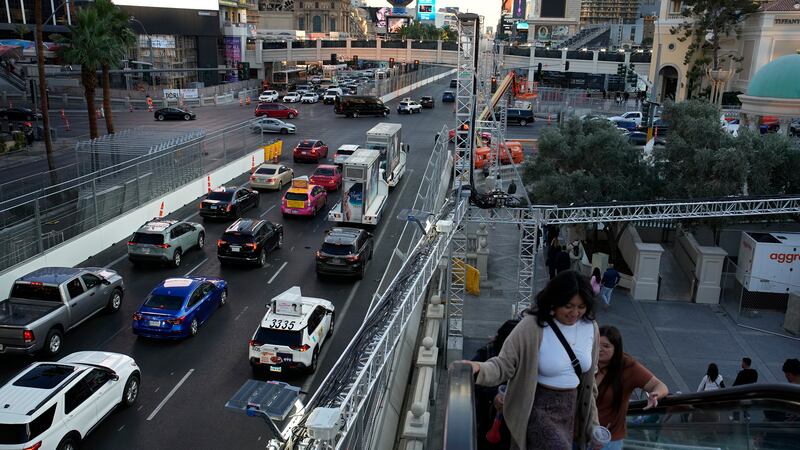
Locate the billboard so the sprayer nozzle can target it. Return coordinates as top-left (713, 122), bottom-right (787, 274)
top-left (112, 0), bottom-right (219, 10)
top-left (512, 0), bottom-right (527, 19)
top-left (417, 0), bottom-right (435, 21)
top-left (502, 0), bottom-right (512, 15)
top-left (387, 16), bottom-right (410, 34)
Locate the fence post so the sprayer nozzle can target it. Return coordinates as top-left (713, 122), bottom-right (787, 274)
top-left (92, 178), bottom-right (100, 227)
top-left (34, 195), bottom-right (44, 254)
top-left (223, 129), bottom-right (228, 162)
top-left (135, 162), bottom-right (142, 206)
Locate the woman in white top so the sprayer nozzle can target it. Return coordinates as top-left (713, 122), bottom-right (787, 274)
top-left (698, 363), bottom-right (725, 391)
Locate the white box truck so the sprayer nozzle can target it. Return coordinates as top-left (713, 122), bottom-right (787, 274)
top-left (365, 123), bottom-right (407, 188)
top-left (327, 149), bottom-right (389, 225)
top-left (736, 231), bottom-right (800, 293)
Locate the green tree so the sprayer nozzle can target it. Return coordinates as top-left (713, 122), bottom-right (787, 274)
top-left (440, 25), bottom-right (457, 42)
top-left (735, 128), bottom-right (800, 195)
top-left (94, 0), bottom-right (135, 135)
top-left (653, 99), bottom-right (746, 198)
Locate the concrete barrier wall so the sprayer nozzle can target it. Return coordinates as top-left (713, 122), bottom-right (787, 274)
top-left (0, 148), bottom-right (265, 288)
top-left (380, 68), bottom-right (457, 104)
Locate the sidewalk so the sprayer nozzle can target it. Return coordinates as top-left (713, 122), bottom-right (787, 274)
top-left (461, 222), bottom-right (796, 395)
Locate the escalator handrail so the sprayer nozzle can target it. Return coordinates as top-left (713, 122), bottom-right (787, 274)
top-left (444, 362), bottom-right (477, 450)
top-left (628, 383), bottom-right (800, 414)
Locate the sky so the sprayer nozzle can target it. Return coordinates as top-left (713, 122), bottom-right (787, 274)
top-left (363, 0), bottom-right (503, 30)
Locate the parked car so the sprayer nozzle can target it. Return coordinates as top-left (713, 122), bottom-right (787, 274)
top-left (251, 117), bottom-right (296, 135)
top-left (199, 186), bottom-right (259, 221)
top-left (250, 163), bottom-right (294, 190)
top-left (506, 108), bottom-right (535, 126)
top-left (154, 107), bottom-right (196, 121)
top-left (301, 92), bottom-right (320, 103)
top-left (258, 90), bottom-right (279, 102)
top-left (449, 79), bottom-right (458, 88)
top-left (255, 102), bottom-right (298, 119)
top-left (310, 164), bottom-right (342, 191)
top-left (0, 351), bottom-right (140, 450)
top-left (442, 91), bottom-right (455, 102)
top-left (334, 95), bottom-right (390, 118)
top-left (283, 92), bottom-right (302, 103)
top-left (132, 277), bottom-right (227, 338)
top-left (293, 139), bottom-right (329, 163)
top-left (333, 144), bottom-right (359, 166)
top-left (0, 267), bottom-right (124, 356)
top-left (217, 219), bottom-right (283, 267)
top-left (315, 227), bottom-right (374, 279)
top-left (248, 286), bottom-right (334, 374)
top-left (0, 107), bottom-right (42, 122)
top-left (127, 218), bottom-right (205, 267)
top-left (397, 100), bottom-right (422, 114)
top-left (420, 96), bottom-right (435, 108)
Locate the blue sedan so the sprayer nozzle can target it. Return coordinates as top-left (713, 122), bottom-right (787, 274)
top-left (442, 91), bottom-right (455, 103)
top-left (132, 277), bottom-right (228, 339)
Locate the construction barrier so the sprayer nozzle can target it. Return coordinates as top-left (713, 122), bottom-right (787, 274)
top-left (453, 259), bottom-right (481, 295)
top-left (263, 141), bottom-right (282, 163)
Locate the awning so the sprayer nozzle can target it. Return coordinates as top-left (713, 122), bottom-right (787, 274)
top-left (0, 39), bottom-right (34, 49)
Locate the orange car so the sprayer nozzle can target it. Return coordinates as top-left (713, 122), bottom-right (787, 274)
top-left (472, 141), bottom-right (525, 169)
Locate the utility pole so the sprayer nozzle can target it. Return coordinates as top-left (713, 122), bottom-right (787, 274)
top-left (35, 0), bottom-right (57, 185)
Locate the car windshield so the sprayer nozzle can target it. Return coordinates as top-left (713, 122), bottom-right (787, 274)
top-left (12, 364), bottom-right (75, 389)
top-left (207, 191), bottom-right (233, 201)
top-left (326, 90), bottom-right (338, 95)
top-left (255, 327), bottom-right (303, 347)
top-left (321, 242), bottom-right (356, 255)
top-left (314, 168), bottom-right (335, 176)
top-left (0, 423), bottom-right (29, 445)
top-left (131, 232), bottom-right (164, 245)
top-left (10, 282), bottom-right (61, 302)
top-left (298, 141), bottom-right (314, 148)
top-left (143, 293), bottom-right (185, 310)
top-left (256, 167), bottom-right (277, 175)
top-left (222, 232), bottom-right (255, 245)
top-left (285, 192), bottom-right (308, 201)
top-left (336, 149), bottom-right (355, 156)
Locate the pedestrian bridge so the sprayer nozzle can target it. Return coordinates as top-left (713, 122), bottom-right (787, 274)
top-left (252, 39), bottom-right (652, 78)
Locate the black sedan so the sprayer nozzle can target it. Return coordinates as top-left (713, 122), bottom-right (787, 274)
top-left (0, 107), bottom-right (42, 122)
top-left (154, 107), bottom-right (196, 121)
top-left (420, 96), bottom-right (435, 108)
top-left (199, 186), bottom-right (259, 221)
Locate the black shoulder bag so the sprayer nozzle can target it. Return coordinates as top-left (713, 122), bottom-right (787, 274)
top-left (546, 317), bottom-right (582, 379)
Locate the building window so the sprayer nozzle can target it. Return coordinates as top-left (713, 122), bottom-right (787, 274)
top-left (299, 17), bottom-right (305, 29)
top-left (299, 2), bottom-right (303, 7)
top-left (331, 2), bottom-right (334, 8)
top-left (330, 18), bottom-right (336, 31)
top-left (313, 15), bottom-right (322, 32)
top-left (315, 1), bottom-right (319, 8)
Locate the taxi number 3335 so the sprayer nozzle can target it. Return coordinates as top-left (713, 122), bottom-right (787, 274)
top-left (270, 319), bottom-right (297, 329)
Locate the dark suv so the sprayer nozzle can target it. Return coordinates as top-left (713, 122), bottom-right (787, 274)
top-left (506, 108), bottom-right (535, 126)
top-left (315, 228), bottom-right (374, 279)
top-left (217, 219), bottom-right (283, 267)
top-left (199, 186), bottom-right (259, 221)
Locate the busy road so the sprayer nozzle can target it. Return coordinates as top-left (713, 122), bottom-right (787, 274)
top-left (0, 78), bottom-right (542, 448)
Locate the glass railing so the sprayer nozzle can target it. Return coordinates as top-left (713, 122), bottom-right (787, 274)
top-left (445, 362), bottom-right (477, 450)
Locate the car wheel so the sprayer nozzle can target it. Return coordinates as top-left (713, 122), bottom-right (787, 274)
top-left (44, 328), bottom-right (63, 357)
top-left (293, 157), bottom-right (299, 163)
top-left (382, 110), bottom-right (389, 117)
top-left (258, 249), bottom-right (267, 267)
top-left (327, 312), bottom-right (335, 338)
top-left (277, 232), bottom-right (283, 249)
top-left (184, 114), bottom-right (191, 121)
top-left (197, 232), bottom-right (205, 249)
top-left (280, 128), bottom-right (288, 134)
top-left (57, 434), bottom-right (80, 450)
top-left (172, 249), bottom-right (182, 268)
top-left (307, 349), bottom-right (319, 374)
top-left (288, 113), bottom-right (295, 119)
top-left (357, 264), bottom-right (365, 280)
top-left (106, 289), bottom-right (123, 312)
top-left (157, 114), bottom-right (165, 121)
top-left (121, 374), bottom-right (140, 407)
top-left (519, 119), bottom-right (527, 126)
top-left (352, 111), bottom-right (359, 118)
top-left (189, 318), bottom-right (199, 337)
top-left (219, 290), bottom-right (228, 306)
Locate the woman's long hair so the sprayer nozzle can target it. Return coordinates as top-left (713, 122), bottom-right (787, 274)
top-left (592, 267), bottom-right (601, 285)
top-left (706, 363), bottom-right (720, 382)
top-left (598, 325), bottom-right (626, 412)
top-left (528, 270), bottom-right (596, 327)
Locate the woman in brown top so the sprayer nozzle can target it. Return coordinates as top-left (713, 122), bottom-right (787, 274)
top-left (595, 325), bottom-right (669, 449)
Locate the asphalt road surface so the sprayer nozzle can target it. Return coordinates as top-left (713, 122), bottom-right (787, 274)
top-left (0, 80), bottom-right (542, 449)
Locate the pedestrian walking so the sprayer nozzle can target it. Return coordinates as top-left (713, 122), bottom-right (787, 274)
top-left (590, 267), bottom-right (602, 297)
top-left (595, 326), bottom-right (669, 450)
top-left (600, 263), bottom-right (621, 309)
top-left (462, 271), bottom-right (601, 450)
top-left (555, 245), bottom-right (571, 275)
top-left (783, 358), bottom-right (800, 384)
top-left (731, 357), bottom-right (758, 421)
top-left (697, 363), bottom-right (725, 392)
top-left (546, 237), bottom-right (560, 280)
top-left (567, 240), bottom-right (583, 273)
top-left (615, 93), bottom-right (621, 106)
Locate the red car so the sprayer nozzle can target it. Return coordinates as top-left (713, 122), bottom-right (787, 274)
top-left (310, 164), bottom-right (342, 191)
top-left (293, 139), bottom-right (329, 163)
top-left (255, 102), bottom-right (299, 119)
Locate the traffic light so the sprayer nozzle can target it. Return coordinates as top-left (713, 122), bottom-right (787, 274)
top-left (536, 62), bottom-right (542, 80)
top-left (237, 62), bottom-right (244, 80)
top-left (641, 100), bottom-right (650, 125)
top-left (627, 64), bottom-right (637, 84)
top-left (414, 59), bottom-right (419, 71)
top-left (491, 75), bottom-right (497, 93)
top-left (389, 57), bottom-right (395, 68)
top-left (564, 61), bottom-right (569, 72)
top-left (617, 63), bottom-right (625, 77)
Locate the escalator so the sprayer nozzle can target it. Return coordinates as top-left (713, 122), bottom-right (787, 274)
top-left (444, 362), bottom-right (800, 449)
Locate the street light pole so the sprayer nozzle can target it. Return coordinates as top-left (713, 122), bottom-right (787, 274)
top-left (129, 17), bottom-right (155, 84)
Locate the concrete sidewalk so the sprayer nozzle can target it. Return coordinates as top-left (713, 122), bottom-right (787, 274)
top-left (461, 222), bottom-right (796, 395)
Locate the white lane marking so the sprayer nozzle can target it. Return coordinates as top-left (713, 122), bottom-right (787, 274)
top-left (118, 425), bottom-right (126, 432)
top-left (259, 205), bottom-right (276, 218)
top-left (181, 211), bottom-right (200, 222)
top-left (137, 405), bottom-right (143, 411)
top-left (98, 325), bottom-right (130, 348)
top-left (147, 369), bottom-right (195, 421)
top-left (267, 262), bottom-right (288, 284)
top-left (154, 387), bottom-right (160, 393)
top-left (184, 257), bottom-right (209, 277)
top-left (104, 253), bottom-right (128, 269)
top-left (234, 306), bottom-right (250, 321)
top-left (289, 246), bottom-right (295, 253)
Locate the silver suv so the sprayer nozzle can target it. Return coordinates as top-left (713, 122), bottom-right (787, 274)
top-left (127, 219), bottom-right (205, 267)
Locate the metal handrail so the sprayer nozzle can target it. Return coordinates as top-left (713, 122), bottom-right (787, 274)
top-left (628, 383), bottom-right (800, 413)
top-left (444, 362), bottom-right (477, 450)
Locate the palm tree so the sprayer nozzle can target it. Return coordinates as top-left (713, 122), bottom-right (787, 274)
top-left (35, 0), bottom-right (57, 183)
top-left (94, 0), bottom-right (135, 135)
top-left (57, 7), bottom-right (108, 139)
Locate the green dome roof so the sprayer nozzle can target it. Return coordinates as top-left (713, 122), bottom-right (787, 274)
top-left (747, 54), bottom-right (800, 99)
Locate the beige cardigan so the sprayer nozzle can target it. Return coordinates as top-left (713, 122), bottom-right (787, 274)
top-left (476, 314), bottom-right (600, 450)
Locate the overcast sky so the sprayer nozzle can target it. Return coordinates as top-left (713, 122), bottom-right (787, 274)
top-left (363, 0), bottom-right (503, 29)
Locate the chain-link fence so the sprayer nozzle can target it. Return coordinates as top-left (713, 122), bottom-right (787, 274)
top-left (531, 86), bottom-right (643, 118)
top-left (359, 65), bottom-right (453, 99)
top-left (0, 120), bottom-right (271, 272)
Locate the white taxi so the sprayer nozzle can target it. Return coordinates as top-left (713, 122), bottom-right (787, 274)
top-left (248, 286), bottom-right (334, 374)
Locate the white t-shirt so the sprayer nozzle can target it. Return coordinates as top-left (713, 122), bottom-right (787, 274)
top-left (538, 319), bottom-right (595, 389)
top-left (698, 375), bottom-right (724, 392)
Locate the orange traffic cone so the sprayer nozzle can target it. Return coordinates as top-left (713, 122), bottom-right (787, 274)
top-left (207, 176), bottom-right (211, 193)
top-left (251, 155), bottom-right (255, 173)
top-left (158, 201), bottom-right (165, 217)
top-left (239, 97), bottom-right (243, 106)
top-left (64, 117), bottom-right (71, 132)
top-left (246, 96), bottom-right (251, 106)
top-left (547, 114), bottom-right (551, 126)
top-left (60, 109), bottom-right (65, 119)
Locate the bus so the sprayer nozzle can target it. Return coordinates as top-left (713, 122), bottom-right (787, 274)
top-left (272, 68), bottom-right (307, 92)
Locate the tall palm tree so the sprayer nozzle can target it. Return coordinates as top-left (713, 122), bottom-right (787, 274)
top-left (94, 0), bottom-right (135, 135)
top-left (57, 7), bottom-right (108, 139)
top-left (35, 0), bottom-right (56, 182)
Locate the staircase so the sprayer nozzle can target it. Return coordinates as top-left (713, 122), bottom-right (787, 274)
top-left (0, 70), bottom-right (26, 96)
top-left (559, 25), bottom-right (610, 50)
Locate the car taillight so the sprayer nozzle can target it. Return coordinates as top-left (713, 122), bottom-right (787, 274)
top-left (217, 239), bottom-right (226, 247)
top-left (245, 243), bottom-right (258, 251)
top-left (166, 316), bottom-right (185, 325)
top-left (127, 241), bottom-right (136, 246)
top-left (23, 442), bottom-right (42, 450)
top-left (267, 178), bottom-right (275, 183)
top-left (290, 344), bottom-right (311, 352)
top-left (250, 176), bottom-right (256, 181)
top-left (22, 329), bottom-right (34, 343)
top-left (156, 243), bottom-right (170, 249)
top-left (226, 204), bottom-right (232, 212)
top-left (132, 312), bottom-right (143, 321)
top-left (248, 340), bottom-right (262, 348)
top-left (316, 251), bottom-right (327, 260)
top-left (310, 149), bottom-right (317, 155)
top-left (346, 255), bottom-right (359, 261)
